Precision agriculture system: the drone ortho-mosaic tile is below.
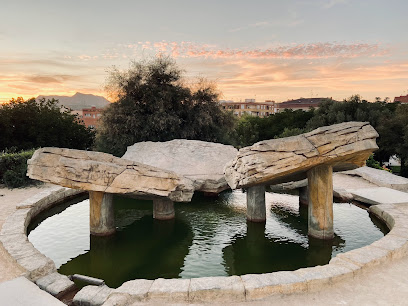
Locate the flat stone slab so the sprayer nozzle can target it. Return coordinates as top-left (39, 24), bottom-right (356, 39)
top-left (123, 139), bottom-right (238, 193)
top-left (344, 166), bottom-right (408, 192)
top-left (225, 122), bottom-right (378, 189)
top-left (0, 276), bottom-right (65, 306)
top-left (349, 187), bottom-right (408, 205)
top-left (27, 147), bottom-right (194, 202)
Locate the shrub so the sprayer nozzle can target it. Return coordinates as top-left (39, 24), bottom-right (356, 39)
top-left (0, 149), bottom-right (37, 188)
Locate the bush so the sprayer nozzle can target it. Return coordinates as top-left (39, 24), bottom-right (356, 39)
top-left (0, 149), bottom-right (37, 188)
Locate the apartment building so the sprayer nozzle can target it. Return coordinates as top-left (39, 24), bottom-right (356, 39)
top-left (275, 98), bottom-right (329, 112)
top-left (394, 95), bottom-right (408, 103)
top-left (219, 99), bottom-right (276, 117)
top-left (71, 106), bottom-right (103, 129)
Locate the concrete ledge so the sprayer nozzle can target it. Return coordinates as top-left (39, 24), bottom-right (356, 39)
top-left (3, 183), bottom-right (408, 304)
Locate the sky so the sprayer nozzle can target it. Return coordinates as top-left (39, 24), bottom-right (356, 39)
top-left (1, 0), bottom-right (408, 103)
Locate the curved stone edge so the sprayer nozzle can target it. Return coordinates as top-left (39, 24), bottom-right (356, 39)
top-left (0, 186), bottom-right (84, 297)
top-left (2, 187), bottom-right (408, 305)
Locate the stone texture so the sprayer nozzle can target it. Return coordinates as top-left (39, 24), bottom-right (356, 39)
top-left (122, 139), bottom-right (238, 193)
top-left (102, 293), bottom-right (131, 306)
top-left (344, 166), bottom-right (408, 192)
top-left (16, 253), bottom-right (56, 281)
top-left (148, 278), bottom-right (190, 302)
top-left (89, 191), bottom-right (115, 236)
top-left (335, 245), bottom-right (390, 267)
top-left (246, 185), bottom-right (266, 222)
top-left (35, 272), bottom-right (76, 297)
top-left (225, 122), bottom-right (378, 189)
top-left (114, 279), bottom-right (153, 302)
top-left (189, 275), bottom-right (245, 302)
top-left (241, 271), bottom-right (306, 300)
top-left (350, 187), bottom-right (408, 206)
top-left (307, 165), bottom-right (334, 239)
top-left (152, 198), bottom-right (175, 220)
top-left (73, 285), bottom-right (112, 306)
top-left (27, 147), bottom-right (194, 202)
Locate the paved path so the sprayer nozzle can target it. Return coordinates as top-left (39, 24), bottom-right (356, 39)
top-left (2, 175), bottom-right (408, 305)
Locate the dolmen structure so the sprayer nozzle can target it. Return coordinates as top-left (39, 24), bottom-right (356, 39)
top-left (27, 121), bottom-right (379, 240)
top-left (122, 139), bottom-right (238, 194)
top-left (224, 121), bottom-right (379, 239)
top-left (27, 148), bottom-right (194, 235)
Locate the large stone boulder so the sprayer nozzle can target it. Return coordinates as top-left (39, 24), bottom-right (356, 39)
top-left (225, 122), bottom-right (379, 189)
top-left (27, 147), bottom-right (194, 202)
top-left (122, 140), bottom-right (238, 193)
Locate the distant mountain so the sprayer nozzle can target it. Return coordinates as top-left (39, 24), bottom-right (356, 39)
top-left (37, 92), bottom-right (110, 110)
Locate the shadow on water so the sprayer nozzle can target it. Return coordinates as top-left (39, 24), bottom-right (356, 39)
top-left (223, 202), bottom-right (345, 275)
top-left (58, 197), bottom-right (194, 288)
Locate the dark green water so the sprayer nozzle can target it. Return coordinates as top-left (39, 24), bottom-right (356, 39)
top-left (28, 190), bottom-right (388, 288)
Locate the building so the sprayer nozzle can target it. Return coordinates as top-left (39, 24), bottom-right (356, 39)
top-left (394, 95), bottom-right (408, 103)
top-left (276, 98), bottom-right (331, 112)
top-left (72, 106), bottom-right (103, 129)
top-left (219, 99), bottom-right (276, 117)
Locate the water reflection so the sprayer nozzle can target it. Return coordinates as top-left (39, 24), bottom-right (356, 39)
top-left (28, 191), bottom-right (386, 287)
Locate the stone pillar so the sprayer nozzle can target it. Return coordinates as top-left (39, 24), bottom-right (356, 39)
top-left (246, 185), bottom-right (266, 222)
top-left (307, 164), bottom-right (334, 240)
top-left (153, 198), bottom-right (175, 220)
top-left (299, 186), bottom-right (308, 206)
top-left (89, 191), bottom-right (115, 236)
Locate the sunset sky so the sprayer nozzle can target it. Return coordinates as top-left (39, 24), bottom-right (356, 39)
top-left (1, 0), bottom-right (407, 103)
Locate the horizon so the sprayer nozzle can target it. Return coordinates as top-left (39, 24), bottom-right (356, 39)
top-left (1, 0), bottom-right (407, 103)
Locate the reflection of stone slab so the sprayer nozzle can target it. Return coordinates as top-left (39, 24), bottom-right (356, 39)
top-left (225, 122), bottom-right (378, 189)
top-left (27, 147), bottom-right (194, 202)
top-left (344, 166), bottom-right (408, 192)
top-left (123, 140), bottom-right (238, 193)
top-left (349, 187), bottom-right (408, 205)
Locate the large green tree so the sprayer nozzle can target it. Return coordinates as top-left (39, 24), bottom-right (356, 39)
top-left (95, 57), bottom-right (236, 156)
top-left (0, 97), bottom-right (94, 151)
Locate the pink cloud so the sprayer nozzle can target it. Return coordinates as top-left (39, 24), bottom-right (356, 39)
top-left (127, 41), bottom-right (387, 60)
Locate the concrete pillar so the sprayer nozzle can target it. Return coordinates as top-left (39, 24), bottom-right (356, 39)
top-left (153, 198), bottom-right (175, 220)
top-left (89, 191), bottom-right (115, 236)
top-left (307, 164), bottom-right (334, 240)
top-left (299, 186), bottom-right (308, 206)
top-left (246, 185), bottom-right (266, 222)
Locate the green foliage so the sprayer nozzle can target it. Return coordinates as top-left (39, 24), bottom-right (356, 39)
top-left (366, 154), bottom-right (385, 171)
top-left (0, 149), bottom-right (36, 188)
top-left (232, 109), bottom-right (313, 147)
top-left (95, 57), bottom-right (236, 156)
top-left (0, 97), bottom-right (95, 151)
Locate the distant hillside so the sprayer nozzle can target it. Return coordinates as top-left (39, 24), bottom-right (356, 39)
top-left (37, 92), bottom-right (110, 110)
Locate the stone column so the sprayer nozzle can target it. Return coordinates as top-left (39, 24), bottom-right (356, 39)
top-left (153, 198), bottom-right (175, 220)
top-left (299, 186), bottom-right (308, 206)
top-left (89, 191), bottom-right (115, 236)
top-left (246, 185), bottom-right (266, 222)
top-left (307, 164), bottom-right (334, 240)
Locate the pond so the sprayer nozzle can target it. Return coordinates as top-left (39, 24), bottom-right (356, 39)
top-left (28, 190), bottom-right (388, 288)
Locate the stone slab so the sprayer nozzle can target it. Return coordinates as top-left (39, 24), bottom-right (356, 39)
top-left (189, 275), bottom-right (245, 302)
top-left (73, 285), bottom-right (113, 306)
top-left (123, 139), bottom-right (238, 193)
top-left (0, 276), bottom-right (65, 306)
top-left (241, 271), bottom-right (306, 300)
top-left (36, 272), bottom-right (76, 298)
top-left (345, 166), bottom-right (408, 192)
top-left (148, 278), bottom-right (190, 302)
top-left (114, 279), bottom-right (153, 302)
top-left (349, 187), bottom-right (408, 206)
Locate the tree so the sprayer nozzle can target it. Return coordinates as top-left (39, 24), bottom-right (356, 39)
top-left (0, 97), bottom-right (94, 151)
top-left (95, 57), bottom-right (236, 156)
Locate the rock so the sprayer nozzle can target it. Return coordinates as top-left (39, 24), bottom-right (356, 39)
top-left (27, 147), bottom-right (194, 202)
top-left (122, 139), bottom-right (238, 193)
top-left (225, 122), bottom-right (378, 189)
top-left (343, 166), bottom-right (408, 192)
